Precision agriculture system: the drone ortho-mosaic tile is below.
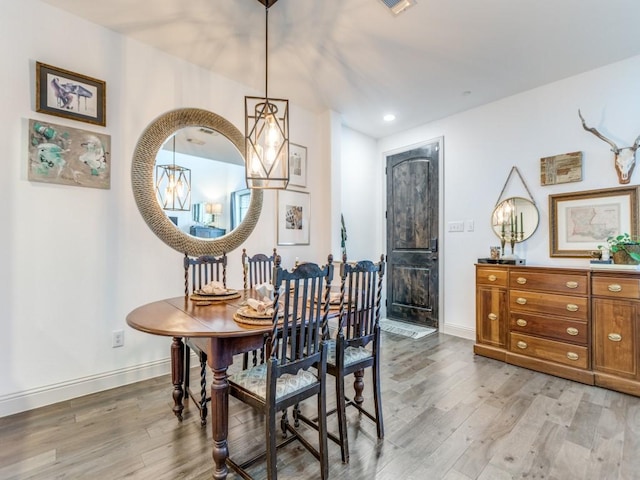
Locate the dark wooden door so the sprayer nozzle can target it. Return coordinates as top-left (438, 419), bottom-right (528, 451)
top-left (386, 142), bottom-right (439, 328)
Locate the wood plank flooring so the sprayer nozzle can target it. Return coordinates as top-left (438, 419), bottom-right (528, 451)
top-left (2, 332), bottom-right (640, 479)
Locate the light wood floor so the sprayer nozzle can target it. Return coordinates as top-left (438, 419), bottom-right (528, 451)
top-left (2, 332), bottom-right (640, 479)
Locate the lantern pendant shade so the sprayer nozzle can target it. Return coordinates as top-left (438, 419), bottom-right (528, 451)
top-left (245, 96), bottom-right (289, 189)
top-left (155, 136), bottom-right (191, 211)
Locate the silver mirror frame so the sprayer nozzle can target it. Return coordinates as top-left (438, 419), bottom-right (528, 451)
top-left (131, 108), bottom-right (262, 256)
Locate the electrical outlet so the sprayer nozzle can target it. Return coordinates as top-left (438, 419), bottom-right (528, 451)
top-left (465, 220), bottom-right (475, 232)
top-left (112, 329), bottom-right (124, 348)
top-left (448, 221), bottom-right (464, 232)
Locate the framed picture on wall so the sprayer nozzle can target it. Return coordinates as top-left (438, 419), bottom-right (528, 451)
top-left (277, 189), bottom-right (310, 245)
top-left (36, 62), bottom-right (106, 126)
top-left (288, 143), bottom-right (307, 188)
top-left (27, 118), bottom-right (111, 189)
top-left (549, 186), bottom-right (639, 257)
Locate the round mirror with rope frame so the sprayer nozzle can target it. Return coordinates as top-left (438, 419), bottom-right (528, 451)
top-left (131, 108), bottom-right (263, 256)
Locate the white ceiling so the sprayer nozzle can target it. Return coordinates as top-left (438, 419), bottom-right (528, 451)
top-left (42, 0), bottom-right (640, 139)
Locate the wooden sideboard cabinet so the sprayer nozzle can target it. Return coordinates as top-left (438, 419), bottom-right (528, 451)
top-left (475, 264), bottom-right (640, 396)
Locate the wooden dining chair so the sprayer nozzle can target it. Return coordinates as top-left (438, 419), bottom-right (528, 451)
top-left (183, 252), bottom-right (227, 425)
top-left (226, 254), bottom-right (334, 480)
top-left (242, 247), bottom-right (277, 290)
top-left (241, 248), bottom-right (277, 369)
top-left (298, 253), bottom-right (386, 463)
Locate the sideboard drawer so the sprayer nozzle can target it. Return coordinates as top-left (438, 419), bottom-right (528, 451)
top-left (510, 270), bottom-right (588, 295)
top-left (476, 267), bottom-right (508, 287)
top-left (510, 332), bottom-right (589, 369)
top-left (592, 276), bottom-right (640, 300)
top-left (509, 290), bottom-right (589, 321)
top-left (509, 312), bottom-right (588, 345)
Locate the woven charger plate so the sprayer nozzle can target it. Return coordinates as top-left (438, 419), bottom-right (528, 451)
top-left (233, 306), bottom-right (284, 326)
top-left (189, 290), bottom-right (241, 305)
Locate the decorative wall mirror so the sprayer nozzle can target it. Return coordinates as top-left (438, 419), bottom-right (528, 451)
top-left (491, 197), bottom-right (540, 242)
top-left (491, 166), bottom-right (539, 257)
top-left (131, 108), bottom-right (263, 256)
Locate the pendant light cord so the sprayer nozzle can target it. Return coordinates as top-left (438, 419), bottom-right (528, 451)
top-left (264, 5), bottom-right (269, 101)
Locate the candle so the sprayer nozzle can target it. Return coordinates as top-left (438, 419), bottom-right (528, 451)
top-left (511, 213), bottom-right (514, 234)
top-left (520, 212), bottom-right (523, 236)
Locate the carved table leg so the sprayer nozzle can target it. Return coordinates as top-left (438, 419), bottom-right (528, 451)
top-left (171, 337), bottom-right (185, 421)
top-left (208, 338), bottom-right (231, 480)
top-left (210, 364), bottom-right (229, 479)
top-left (353, 368), bottom-right (365, 406)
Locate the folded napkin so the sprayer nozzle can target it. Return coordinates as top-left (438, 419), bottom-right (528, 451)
top-left (246, 297), bottom-right (275, 316)
top-left (254, 282), bottom-right (275, 300)
top-left (199, 281), bottom-right (227, 295)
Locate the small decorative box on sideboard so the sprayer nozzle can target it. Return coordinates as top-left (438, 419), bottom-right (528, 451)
top-left (475, 264), bottom-right (640, 397)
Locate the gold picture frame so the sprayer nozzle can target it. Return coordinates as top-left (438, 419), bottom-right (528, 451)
top-left (36, 62), bottom-right (106, 126)
top-left (549, 186), bottom-right (639, 257)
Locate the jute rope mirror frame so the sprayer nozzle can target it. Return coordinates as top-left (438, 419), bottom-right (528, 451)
top-left (131, 108), bottom-right (263, 256)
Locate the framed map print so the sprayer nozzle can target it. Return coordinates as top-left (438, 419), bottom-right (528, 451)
top-left (549, 186), bottom-right (638, 257)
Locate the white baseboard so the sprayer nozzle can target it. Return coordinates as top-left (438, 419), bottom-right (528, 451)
top-left (442, 323), bottom-right (475, 340)
top-left (0, 359), bottom-right (170, 418)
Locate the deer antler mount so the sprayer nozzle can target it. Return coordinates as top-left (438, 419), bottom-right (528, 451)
top-left (578, 109), bottom-right (640, 184)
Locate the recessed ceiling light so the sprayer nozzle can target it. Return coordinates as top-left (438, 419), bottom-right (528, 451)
top-left (383, 114), bottom-right (396, 122)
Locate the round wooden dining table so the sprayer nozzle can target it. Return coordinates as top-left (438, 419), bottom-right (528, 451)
top-left (126, 291), bottom-right (272, 480)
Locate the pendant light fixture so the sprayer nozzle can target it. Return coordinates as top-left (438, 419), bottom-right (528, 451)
top-left (245, 0), bottom-right (289, 189)
top-left (155, 135), bottom-right (191, 211)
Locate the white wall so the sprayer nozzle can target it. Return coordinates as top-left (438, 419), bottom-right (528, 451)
top-left (0, 0), bottom-right (331, 416)
top-left (338, 127), bottom-right (382, 262)
top-left (379, 54), bottom-right (640, 339)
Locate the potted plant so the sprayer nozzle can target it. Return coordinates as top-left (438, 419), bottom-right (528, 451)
top-left (599, 233), bottom-right (640, 265)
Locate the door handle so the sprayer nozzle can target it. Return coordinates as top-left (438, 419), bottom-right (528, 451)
top-left (430, 238), bottom-right (438, 253)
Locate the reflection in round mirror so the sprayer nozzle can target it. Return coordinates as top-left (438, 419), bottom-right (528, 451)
top-left (156, 127), bottom-right (247, 239)
top-left (491, 197), bottom-right (539, 243)
top-left (132, 108), bottom-right (263, 257)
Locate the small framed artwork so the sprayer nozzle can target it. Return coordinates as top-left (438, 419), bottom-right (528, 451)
top-left (277, 189), bottom-right (310, 245)
top-left (288, 143), bottom-right (307, 188)
top-left (36, 62), bottom-right (106, 126)
top-left (28, 118), bottom-right (111, 189)
top-left (549, 186), bottom-right (639, 257)
top-left (540, 151), bottom-right (582, 186)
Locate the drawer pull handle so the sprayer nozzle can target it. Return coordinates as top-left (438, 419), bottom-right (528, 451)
top-left (516, 341), bottom-right (527, 349)
top-left (566, 327), bottom-right (579, 336)
top-left (566, 352), bottom-right (579, 361)
top-left (608, 284), bottom-right (622, 292)
top-left (565, 281), bottom-right (579, 289)
top-left (516, 297), bottom-right (527, 305)
top-left (516, 319), bottom-right (527, 327)
top-left (488, 313), bottom-right (498, 321)
top-left (488, 274), bottom-right (497, 282)
top-left (566, 304), bottom-right (579, 312)
top-left (516, 277), bottom-right (527, 285)
top-left (608, 333), bottom-right (622, 342)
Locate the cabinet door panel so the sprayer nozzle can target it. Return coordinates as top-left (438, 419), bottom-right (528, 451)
top-left (476, 286), bottom-right (506, 347)
top-left (592, 298), bottom-right (639, 378)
